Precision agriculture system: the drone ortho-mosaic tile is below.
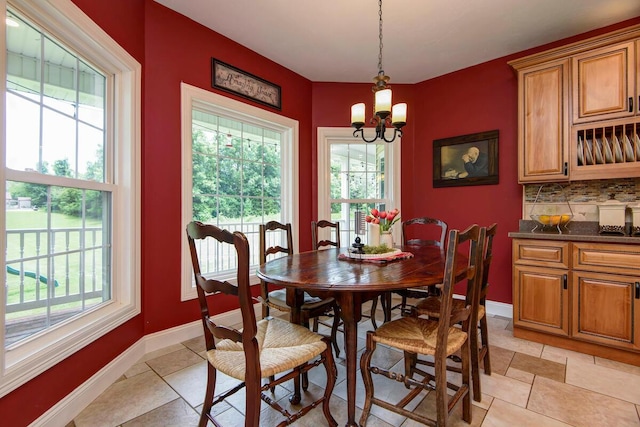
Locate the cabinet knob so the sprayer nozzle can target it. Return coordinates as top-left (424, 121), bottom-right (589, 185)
top-left (635, 282), bottom-right (639, 299)
top-left (563, 274), bottom-right (568, 290)
top-left (629, 97), bottom-right (634, 113)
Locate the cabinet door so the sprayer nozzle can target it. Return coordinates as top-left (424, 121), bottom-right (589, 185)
top-left (518, 60), bottom-right (569, 182)
top-left (572, 41), bottom-right (636, 123)
top-left (513, 265), bottom-right (570, 336)
top-left (571, 271), bottom-right (640, 351)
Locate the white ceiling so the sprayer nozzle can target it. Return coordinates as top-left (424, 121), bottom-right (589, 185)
top-left (154, 0), bottom-right (640, 84)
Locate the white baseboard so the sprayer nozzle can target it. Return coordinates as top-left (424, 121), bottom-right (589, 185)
top-left (31, 305), bottom-right (256, 427)
top-left (485, 300), bottom-right (513, 319)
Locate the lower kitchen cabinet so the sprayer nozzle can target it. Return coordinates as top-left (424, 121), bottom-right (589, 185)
top-left (512, 238), bottom-right (640, 365)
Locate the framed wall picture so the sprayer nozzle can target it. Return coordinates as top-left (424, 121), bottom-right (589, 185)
top-left (433, 130), bottom-right (499, 187)
top-left (211, 58), bottom-right (282, 110)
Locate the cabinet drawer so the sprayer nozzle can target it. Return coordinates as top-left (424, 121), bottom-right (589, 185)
top-left (513, 239), bottom-right (570, 268)
top-left (573, 242), bottom-right (640, 275)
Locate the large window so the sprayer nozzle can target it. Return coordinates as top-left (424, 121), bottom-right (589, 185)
top-left (181, 83), bottom-right (298, 300)
top-left (317, 128), bottom-right (401, 245)
top-left (1, 0), bottom-right (140, 396)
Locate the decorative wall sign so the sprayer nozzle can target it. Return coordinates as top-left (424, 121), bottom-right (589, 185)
top-left (433, 130), bottom-right (499, 187)
top-left (211, 59), bottom-right (281, 110)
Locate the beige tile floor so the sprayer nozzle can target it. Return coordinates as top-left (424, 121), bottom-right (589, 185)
top-left (69, 301), bottom-right (640, 427)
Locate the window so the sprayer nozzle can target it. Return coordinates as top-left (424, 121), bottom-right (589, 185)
top-left (317, 128), bottom-right (401, 245)
top-left (1, 0), bottom-right (140, 396)
top-left (181, 83), bottom-right (299, 300)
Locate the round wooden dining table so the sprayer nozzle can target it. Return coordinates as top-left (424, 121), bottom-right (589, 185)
top-left (256, 245), bottom-right (469, 427)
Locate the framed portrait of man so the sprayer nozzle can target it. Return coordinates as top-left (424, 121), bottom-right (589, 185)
top-left (433, 130), bottom-right (499, 188)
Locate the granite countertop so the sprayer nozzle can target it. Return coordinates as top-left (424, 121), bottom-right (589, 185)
top-left (508, 221), bottom-right (640, 244)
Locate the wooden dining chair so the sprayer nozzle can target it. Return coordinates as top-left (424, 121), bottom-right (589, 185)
top-left (384, 217), bottom-right (449, 318)
top-left (311, 219), bottom-right (341, 250)
top-left (412, 223), bottom-right (497, 401)
top-left (359, 224), bottom-right (485, 427)
top-left (186, 221), bottom-right (338, 427)
top-left (312, 219), bottom-right (382, 331)
top-left (259, 221), bottom-right (341, 361)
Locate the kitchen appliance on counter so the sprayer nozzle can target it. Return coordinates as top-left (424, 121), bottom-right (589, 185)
top-left (598, 195), bottom-right (627, 235)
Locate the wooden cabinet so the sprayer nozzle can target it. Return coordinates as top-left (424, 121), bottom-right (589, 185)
top-left (510, 24), bottom-right (640, 183)
top-left (512, 239), bottom-right (640, 363)
top-left (516, 60), bottom-right (569, 182)
top-left (571, 271), bottom-right (639, 351)
top-left (571, 242), bottom-right (640, 351)
top-left (513, 240), bottom-right (570, 336)
top-left (572, 41), bottom-right (636, 123)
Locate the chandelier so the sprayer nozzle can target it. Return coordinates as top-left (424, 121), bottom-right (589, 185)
top-left (350, 0), bottom-right (407, 144)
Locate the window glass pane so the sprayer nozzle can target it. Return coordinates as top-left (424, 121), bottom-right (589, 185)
top-left (328, 141), bottom-right (391, 246)
top-left (6, 93), bottom-right (41, 171)
top-left (77, 60), bottom-right (105, 129)
top-left (6, 11), bottom-right (41, 96)
top-left (5, 182), bottom-right (111, 346)
top-left (191, 110), bottom-right (284, 272)
top-left (78, 123), bottom-right (104, 181)
top-left (42, 108), bottom-right (76, 177)
top-left (6, 11), bottom-right (106, 183)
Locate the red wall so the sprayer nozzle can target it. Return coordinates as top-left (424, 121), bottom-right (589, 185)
top-left (3, 0), bottom-right (639, 423)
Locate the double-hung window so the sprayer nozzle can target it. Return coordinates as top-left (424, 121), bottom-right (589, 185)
top-left (317, 127), bottom-right (401, 244)
top-left (181, 83), bottom-right (299, 300)
top-left (1, 0), bottom-right (140, 396)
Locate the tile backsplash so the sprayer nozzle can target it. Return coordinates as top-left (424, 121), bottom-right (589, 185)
top-left (523, 178), bottom-right (640, 222)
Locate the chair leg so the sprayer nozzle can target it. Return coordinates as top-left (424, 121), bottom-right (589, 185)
top-left (331, 305), bottom-right (341, 358)
top-left (359, 332), bottom-right (376, 426)
top-left (199, 363), bottom-right (217, 427)
top-left (479, 314), bottom-right (491, 375)
top-left (434, 348), bottom-right (449, 427)
top-left (382, 292), bottom-right (392, 323)
top-left (403, 350), bottom-right (417, 388)
top-left (245, 376), bottom-right (261, 427)
top-left (369, 297), bottom-right (378, 330)
top-left (460, 338), bottom-right (472, 424)
top-left (320, 337), bottom-right (339, 427)
top-left (469, 323), bottom-right (482, 402)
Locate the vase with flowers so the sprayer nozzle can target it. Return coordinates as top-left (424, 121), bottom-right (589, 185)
top-left (365, 208), bottom-right (400, 247)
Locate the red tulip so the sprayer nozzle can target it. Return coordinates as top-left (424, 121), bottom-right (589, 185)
top-left (365, 215), bottom-right (372, 222)
top-left (391, 208), bottom-right (399, 215)
top-left (373, 218), bottom-right (380, 224)
top-left (379, 211), bottom-right (387, 219)
top-left (370, 208), bottom-right (379, 217)
top-left (387, 213), bottom-right (396, 222)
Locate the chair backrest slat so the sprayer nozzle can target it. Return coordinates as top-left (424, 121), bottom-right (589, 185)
top-left (402, 217), bottom-right (448, 248)
top-left (311, 220), bottom-right (341, 250)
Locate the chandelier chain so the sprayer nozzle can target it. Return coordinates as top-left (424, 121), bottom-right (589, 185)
top-left (378, 0), bottom-right (383, 73)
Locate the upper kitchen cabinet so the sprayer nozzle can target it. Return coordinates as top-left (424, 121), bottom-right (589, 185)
top-left (517, 60), bottom-right (570, 183)
top-left (510, 24), bottom-right (640, 183)
top-left (572, 41), bottom-right (636, 124)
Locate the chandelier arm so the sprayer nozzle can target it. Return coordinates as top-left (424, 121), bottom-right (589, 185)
top-left (381, 128), bottom-right (401, 144)
top-left (353, 128), bottom-right (384, 144)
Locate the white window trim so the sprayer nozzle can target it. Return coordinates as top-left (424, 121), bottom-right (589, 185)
top-left (316, 127), bottom-right (402, 241)
top-left (0, 0), bottom-right (141, 397)
top-left (180, 83), bottom-right (299, 301)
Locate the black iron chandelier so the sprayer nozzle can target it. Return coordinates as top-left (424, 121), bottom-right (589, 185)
top-left (350, 0), bottom-right (407, 143)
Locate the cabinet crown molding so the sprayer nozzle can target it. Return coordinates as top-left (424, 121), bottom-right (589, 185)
top-left (509, 23), bottom-right (640, 70)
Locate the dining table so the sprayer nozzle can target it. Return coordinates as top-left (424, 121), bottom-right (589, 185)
top-left (256, 245), bottom-right (469, 427)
